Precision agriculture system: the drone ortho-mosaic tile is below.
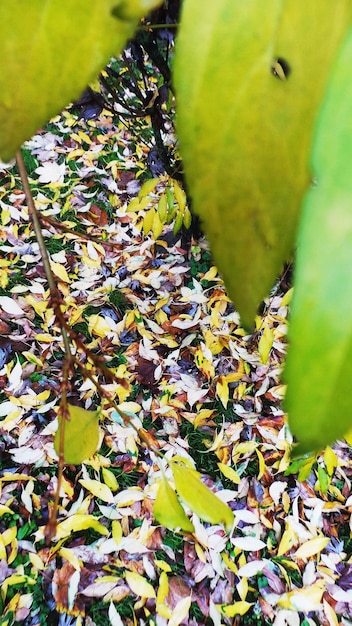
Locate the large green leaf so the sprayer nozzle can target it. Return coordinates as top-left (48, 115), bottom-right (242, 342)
top-left (174, 1), bottom-right (352, 328)
top-left (0, 0), bottom-right (161, 160)
top-left (54, 403), bottom-right (101, 464)
top-left (284, 28), bottom-right (352, 454)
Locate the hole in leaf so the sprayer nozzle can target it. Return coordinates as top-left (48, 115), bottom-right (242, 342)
top-left (271, 57), bottom-right (291, 80)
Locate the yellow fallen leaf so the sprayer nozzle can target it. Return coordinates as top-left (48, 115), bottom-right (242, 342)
top-left (25, 295), bottom-right (48, 318)
top-left (88, 314), bottom-right (113, 338)
top-left (278, 522), bottom-right (298, 556)
top-left (125, 571), bottom-right (156, 599)
top-left (277, 580), bottom-right (325, 612)
top-left (59, 547), bottom-right (82, 571)
top-left (281, 287), bottom-right (294, 307)
top-left (255, 448), bottom-right (266, 480)
top-left (202, 266), bottom-right (218, 282)
top-left (78, 130), bottom-right (92, 144)
top-left (79, 479), bottom-right (115, 504)
top-left (217, 462), bottom-right (241, 485)
top-left (234, 441), bottom-right (258, 455)
top-left (51, 262), bottom-right (70, 283)
top-left (220, 601), bottom-right (253, 617)
top-left (55, 514), bottom-right (109, 540)
top-left (294, 537), bottom-right (330, 560)
top-left (194, 347), bottom-right (215, 379)
top-left (154, 560), bottom-right (172, 573)
top-left (0, 504), bottom-right (14, 516)
top-left (0, 535), bottom-right (6, 560)
top-left (156, 571), bottom-right (169, 608)
top-left (216, 376), bottom-right (229, 409)
top-left (2, 526), bottom-right (16, 545)
top-left (112, 520), bottom-right (122, 545)
top-left (324, 445), bottom-right (338, 475)
top-left (34, 333), bottom-right (56, 343)
top-left (258, 325), bottom-right (274, 364)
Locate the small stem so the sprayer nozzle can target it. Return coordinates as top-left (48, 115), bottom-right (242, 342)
top-left (16, 150), bottom-right (71, 357)
top-left (45, 358), bottom-right (72, 544)
top-left (139, 23), bottom-right (179, 30)
top-left (38, 213), bottom-right (124, 249)
top-left (16, 151), bottom-right (57, 294)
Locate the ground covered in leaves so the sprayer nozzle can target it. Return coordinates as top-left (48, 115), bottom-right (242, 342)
top-left (0, 104), bottom-right (352, 626)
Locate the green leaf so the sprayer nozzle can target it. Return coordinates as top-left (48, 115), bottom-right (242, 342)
top-left (54, 403), bottom-right (101, 464)
top-left (285, 28), bottom-right (352, 454)
top-left (0, 0), bottom-right (162, 160)
top-left (171, 460), bottom-right (234, 532)
top-left (153, 473), bottom-right (194, 533)
top-left (284, 455), bottom-right (315, 477)
top-left (317, 464), bottom-right (329, 495)
top-left (174, 1), bottom-right (352, 327)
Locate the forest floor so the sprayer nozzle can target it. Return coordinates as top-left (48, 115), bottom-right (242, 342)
top-left (0, 104), bottom-right (352, 626)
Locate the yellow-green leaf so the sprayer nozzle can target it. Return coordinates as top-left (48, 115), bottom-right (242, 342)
top-left (54, 404), bottom-right (100, 465)
top-left (174, 0), bottom-right (352, 327)
top-left (152, 212), bottom-right (164, 240)
top-left (102, 467), bottom-right (119, 492)
top-left (173, 180), bottom-right (187, 213)
top-left (285, 28), bottom-right (352, 453)
top-left (143, 208), bottom-right (156, 235)
top-left (153, 474), bottom-right (194, 533)
top-left (138, 177), bottom-right (160, 199)
top-left (183, 206), bottom-right (192, 230)
top-left (157, 194), bottom-right (168, 222)
top-left (173, 212), bottom-right (184, 235)
top-left (171, 461), bottom-right (234, 531)
top-left (0, 0), bottom-right (162, 160)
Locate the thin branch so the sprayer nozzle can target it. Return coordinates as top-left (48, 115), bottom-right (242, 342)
top-left (16, 150), bottom-right (71, 357)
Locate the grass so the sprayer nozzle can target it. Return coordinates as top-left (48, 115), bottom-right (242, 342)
top-left (179, 421), bottom-right (221, 478)
top-left (44, 236), bottom-right (74, 255)
top-left (108, 289), bottom-right (130, 315)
